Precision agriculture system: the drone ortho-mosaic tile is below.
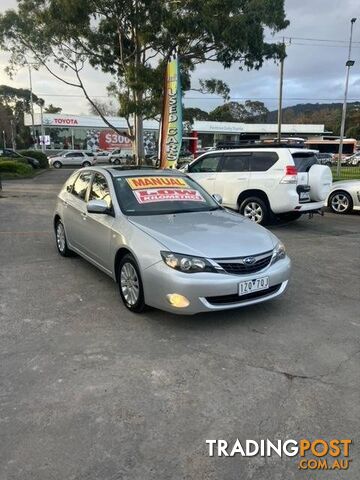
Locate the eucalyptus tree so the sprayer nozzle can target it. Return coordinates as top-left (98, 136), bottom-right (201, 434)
top-left (0, 0), bottom-right (288, 161)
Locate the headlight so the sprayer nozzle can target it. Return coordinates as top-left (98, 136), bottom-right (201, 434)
top-left (161, 251), bottom-right (215, 273)
top-left (272, 241), bottom-right (286, 264)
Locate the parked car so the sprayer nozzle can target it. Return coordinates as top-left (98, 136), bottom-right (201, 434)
top-left (48, 151), bottom-right (97, 168)
top-left (93, 150), bottom-right (111, 162)
top-left (0, 148), bottom-right (40, 169)
top-left (315, 152), bottom-right (334, 166)
top-left (183, 147), bottom-right (333, 225)
top-left (54, 167), bottom-right (291, 314)
top-left (346, 151), bottom-right (360, 167)
top-left (325, 180), bottom-right (360, 214)
top-left (108, 148), bottom-right (133, 165)
top-left (332, 153), bottom-right (351, 166)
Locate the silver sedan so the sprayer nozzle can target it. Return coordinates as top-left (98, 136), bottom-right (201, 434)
top-left (54, 167), bottom-right (291, 315)
top-left (326, 180), bottom-right (360, 214)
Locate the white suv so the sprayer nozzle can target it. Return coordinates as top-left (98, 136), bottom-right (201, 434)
top-left (185, 147), bottom-right (332, 224)
top-left (108, 148), bottom-right (133, 165)
top-left (49, 151), bottom-right (97, 169)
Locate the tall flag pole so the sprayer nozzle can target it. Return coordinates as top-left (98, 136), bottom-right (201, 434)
top-left (159, 50), bottom-right (182, 169)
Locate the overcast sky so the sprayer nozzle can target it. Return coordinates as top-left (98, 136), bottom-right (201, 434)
top-left (0, 0), bottom-right (359, 116)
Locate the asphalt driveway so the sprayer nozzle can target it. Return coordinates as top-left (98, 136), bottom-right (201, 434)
top-left (0, 169), bottom-right (359, 480)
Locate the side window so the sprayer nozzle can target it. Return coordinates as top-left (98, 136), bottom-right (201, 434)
top-left (250, 152), bottom-right (278, 172)
top-left (64, 152), bottom-right (73, 158)
top-left (72, 172), bottom-right (92, 200)
top-left (72, 152), bottom-right (84, 158)
top-left (63, 173), bottom-right (79, 193)
top-left (189, 155), bottom-right (221, 173)
top-left (221, 154), bottom-right (250, 172)
top-left (89, 173), bottom-right (112, 208)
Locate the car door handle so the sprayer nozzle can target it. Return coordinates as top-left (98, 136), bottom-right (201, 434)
top-left (63, 200), bottom-right (68, 207)
top-left (81, 212), bottom-right (87, 220)
top-left (205, 177), bottom-right (216, 180)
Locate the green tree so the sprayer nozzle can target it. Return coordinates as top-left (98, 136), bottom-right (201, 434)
top-left (0, 85), bottom-right (44, 148)
top-left (0, 0), bottom-right (288, 162)
top-left (183, 107), bottom-right (209, 123)
top-left (208, 100), bottom-right (269, 122)
top-left (44, 103), bottom-right (62, 113)
top-left (209, 102), bottom-right (247, 122)
top-left (244, 100), bottom-right (269, 122)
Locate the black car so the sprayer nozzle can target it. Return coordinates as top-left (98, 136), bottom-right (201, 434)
top-left (0, 148), bottom-right (40, 168)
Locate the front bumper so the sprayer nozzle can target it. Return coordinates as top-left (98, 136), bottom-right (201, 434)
top-left (142, 256), bottom-right (291, 315)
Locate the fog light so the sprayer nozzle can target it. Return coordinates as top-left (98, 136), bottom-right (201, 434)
top-left (166, 293), bottom-right (190, 308)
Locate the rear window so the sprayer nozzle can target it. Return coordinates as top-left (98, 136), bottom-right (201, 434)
top-left (292, 152), bottom-right (319, 172)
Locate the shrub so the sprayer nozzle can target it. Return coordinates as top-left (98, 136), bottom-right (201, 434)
top-left (0, 159), bottom-right (33, 175)
top-left (19, 149), bottom-right (49, 168)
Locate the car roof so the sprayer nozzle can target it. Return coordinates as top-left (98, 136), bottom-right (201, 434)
top-left (88, 166), bottom-right (187, 178)
top-left (195, 147), bottom-right (317, 156)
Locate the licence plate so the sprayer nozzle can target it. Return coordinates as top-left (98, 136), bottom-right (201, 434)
top-left (238, 277), bottom-right (269, 296)
top-left (299, 191), bottom-right (310, 202)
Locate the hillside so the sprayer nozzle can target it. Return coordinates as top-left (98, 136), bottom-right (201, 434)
top-left (266, 101), bottom-right (360, 137)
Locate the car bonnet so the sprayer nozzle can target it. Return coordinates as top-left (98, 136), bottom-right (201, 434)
top-left (128, 209), bottom-right (276, 259)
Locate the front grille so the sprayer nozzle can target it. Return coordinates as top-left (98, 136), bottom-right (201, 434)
top-left (206, 284), bottom-right (281, 305)
top-left (216, 253), bottom-right (273, 275)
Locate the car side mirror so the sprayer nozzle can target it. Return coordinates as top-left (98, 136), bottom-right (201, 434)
top-left (212, 193), bottom-right (223, 204)
top-left (182, 164), bottom-right (189, 172)
top-left (87, 199), bottom-right (109, 214)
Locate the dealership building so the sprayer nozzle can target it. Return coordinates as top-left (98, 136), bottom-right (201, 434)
top-left (25, 113), bottom-right (327, 152)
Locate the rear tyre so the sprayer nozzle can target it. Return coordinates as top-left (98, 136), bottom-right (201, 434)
top-left (329, 191), bottom-right (352, 214)
top-left (53, 161), bottom-right (62, 169)
top-left (239, 197), bottom-right (270, 225)
top-left (113, 158), bottom-right (121, 165)
top-left (55, 219), bottom-right (72, 257)
top-left (118, 254), bottom-right (146, 313)
top-left (82, 161), bottom-right (91, 167)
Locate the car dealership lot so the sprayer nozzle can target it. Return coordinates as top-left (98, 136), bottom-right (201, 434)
top-left (0, 169), bottom-right (359, 479)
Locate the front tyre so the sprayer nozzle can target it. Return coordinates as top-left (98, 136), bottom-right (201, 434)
top-left (239, 197), bottom-right (269, 225)
top-left (118, 254), bottom-right (146, 313)
top-left (82, 161), bottom-right (91, 167)
top-left (53, 161), bottom-right (62, 169)
top-left (113, 158), bottom-right (121, 165)
top-left (55, 219), bottom-right (72, 256)
top-left (329, 191), bottom-right (352, 214)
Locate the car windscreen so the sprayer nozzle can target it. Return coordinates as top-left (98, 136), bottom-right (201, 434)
top-left (113, 175), bottom-right (220, 216)
top-left (292, 152), bottom-right (319, 172)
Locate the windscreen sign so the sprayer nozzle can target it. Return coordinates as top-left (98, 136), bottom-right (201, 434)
top-left (126, 176), bottom-right (205, 204)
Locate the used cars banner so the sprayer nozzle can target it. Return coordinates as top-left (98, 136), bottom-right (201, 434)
top-left (159, 53), bottom-right (183, 169)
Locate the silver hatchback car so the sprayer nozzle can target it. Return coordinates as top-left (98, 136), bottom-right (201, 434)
top-left (54, 167), bottom-right (291, 314)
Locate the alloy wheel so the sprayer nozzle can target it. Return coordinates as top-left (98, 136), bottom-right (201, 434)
top-left (56, 222), bottom-right (66, 252)
top-left (331, 193), bottom-right (350, 213)
top-left (243, 202), bottom-right (263, 223)
top-left (120, 262), bottom-right (140, 306)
